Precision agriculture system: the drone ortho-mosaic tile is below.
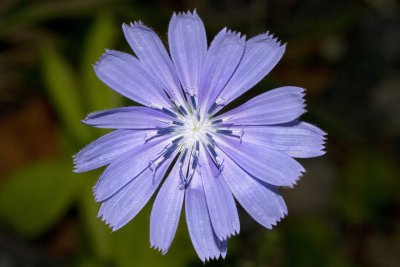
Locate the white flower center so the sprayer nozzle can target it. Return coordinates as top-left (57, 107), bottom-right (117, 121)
top-left (179, 113), bottom-right (212, 149)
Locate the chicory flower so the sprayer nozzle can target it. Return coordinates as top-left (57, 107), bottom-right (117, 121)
top-left (74, 10), bottom-right (326, 261)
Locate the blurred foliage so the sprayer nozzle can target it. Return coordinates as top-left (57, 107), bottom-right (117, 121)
top-left (0, 0), bottom-right (399, 267)
top-left (81, 11), bottom-right (121, 113)
top-left (0, 160), bottom-right (78, 237)
top-left (337, 151), bottom-right (398, 226)
top-left (41, 43), bottom-right (91, 144)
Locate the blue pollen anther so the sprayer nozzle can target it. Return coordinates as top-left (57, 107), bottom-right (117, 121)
top-left (211, 119), bottom-right (223, 124)
top-left (161, 107), bottom-right (178, 118)
top-left (172, 121), bottom-right (184, 126)
top-left (179, 165), bottom-right (194, 190)
top-left (207, 102), bottom-right (217, 114)
top-left (157, 127), bottom-right (175, 135)
top-left (190, 95), bottom-right (197, 110)
top-left (207, 144), bottom-right (217, 158)
top-left (216, 129), bottom-right (233, 134)
top-left (179, 105), bottom-right (188, 115)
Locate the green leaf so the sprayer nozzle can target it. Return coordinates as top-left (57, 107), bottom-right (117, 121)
top-left (81, 11), bottom-right (122, 112)
top-left (41, 43), bottom-right (91, 143)
top-left (0, 160), bottom-right (78, 238)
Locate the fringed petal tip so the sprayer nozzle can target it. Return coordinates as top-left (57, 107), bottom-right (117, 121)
top-left (173, 9), bottom-right (199, 18)
top-left (260, 31), bottom-right (286, 48)
top-left (215, 229), bottom-right (239, 242)
top-left (100, 217), bottom-right (121, 232)
top-left (225, 29), bottom-right (246, 41)
top-left (280, 171), bottom-right (304, 189)
top-left (97, 48), bottom-right (144, 70)
top-left (72, 167), bottom-right (82, 174)
top-left (226, 230), bottom-right (239, 241)
top-left (122, 20), bottom-right (154, 34)
top-left (202, 251), bottom-right (227, 263)
top-left (80, 112), bottom-right (96, 125)
top-left (295, 166), bottom-right (306, 183)
top-left (72, 155), bottom-right (88, 173)
top-left (80, 110), bottom-right (108, 125)
top-left (264, 212), bottom-right (287, 230)
top-left (91, 53), bottom-right (108, 70)
top-left (92, 190), bottom-right (101, 203)
top-left (150, 243), bottom-right (169, 256)
top-left (97, 206), bottom-right (125, 232)
top-left (92, 181), bottom-right (106, 202)
top-left (93, 49), bottom-right (116, 69)
top-left (92, 50), bottom-right (122, 78)
top-left (214, 27), bottom-right (246, 42)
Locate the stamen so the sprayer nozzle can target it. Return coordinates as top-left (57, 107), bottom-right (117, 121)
top-left (215, 96), bottom-right (227, 105)
top-left (207, 144), bottom-right (217, 158)
top-left (180, 148), bottom-right (188, 163)
top-left (215, 162), bottom-right (224, 178)
top-left (171, 136), bottom-right (184, 144)
top-left (161, 88), bottom-right (180, 110)
top-left (216, 129), bottom-right (233, 134)
top-left (149, 156), bottom-right (164, 177)
top-left (215, 156), bottom-right (224, 167)
top-left (172, 121), bottom-right (184, 126)
top-left (191, 153), bottom-right (198, 169)
top-left (205, 133), bottom-right (215, 144)
top-left (207, 102), bottom-right (217, 114)
top-left (211, 119), bottom-right (223, 124)
top-left (150, 103), bottom-right (163, 109)
top-left (178, 145), bottom-right (200, 190)
top-left (144, 131), bottom-right (158, 142)
top-left (215, 127), bottom-right (244, 142)
top-left (144, 128), bottom-right (178, 142)
top-left (179, 167), bottom-right (186, 189)
top-left (157, 127), bottom-right (176, 135)
top-left (205, 144), bottom-right (223, 169)
top-left (164, 143), bottom-right (178, 158)
top-left (161, 107), bottom-right (178, 118)
top-left (207, 96), bottom-right (227, 114)
top-left (190, 95), bottom-right (197, 110)
top-left (211, 117), bottom-right (232, 125)
top-left (179, 152), bottom-right (194, 190)
top-left (179, 168), bottom-right (194, 190)
top-left (179, 105), bottom-right (188, 116)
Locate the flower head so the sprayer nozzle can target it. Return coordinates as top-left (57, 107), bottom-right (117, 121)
top-left (74, 10), bottom-right (326, 261)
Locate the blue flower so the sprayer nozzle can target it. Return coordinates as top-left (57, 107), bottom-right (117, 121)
top-left (74, 10), bottom-right (326, 261)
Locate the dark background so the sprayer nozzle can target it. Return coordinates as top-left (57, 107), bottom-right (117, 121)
top-left (0, 0), bottom-right (399, 266)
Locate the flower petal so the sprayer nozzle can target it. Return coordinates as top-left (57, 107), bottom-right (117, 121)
top-left (122, 22), bottom-right (186, 106)
top-left (74, 130), bottom-right (146, 172)
top-left (217, 86), bottom-right (306, 125)
top-left (198, 29), bottom-right (245, 112)
top-left (82, 106), bottom-right (173, 129)
top-left (185, 170), bottom-right (227, 262)
top-left (199, 147), bottom-right (239, 240)
top-left (218, 148), bottom-right (287, 228)
top-left (169, 10), bottom-right (207, 97)
top-left (150, 156), bottom-right (184, 254)
top-left (230, 121), bottom-right (326, 158)
top-left (215, 135), bottom-right (304, 187)
top-left (98, 151), bottom-right (176, 231)
top-left (93, 136), bottom-right (173, 202)
top-left (94, 50), bottom-right (170, 107)
top-left (213, 33), bottom-right (285, 113)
